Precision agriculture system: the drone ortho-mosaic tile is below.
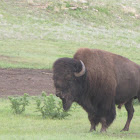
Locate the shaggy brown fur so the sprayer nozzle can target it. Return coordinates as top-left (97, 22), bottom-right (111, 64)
top-left (53, 48), bottom-right (140, 132)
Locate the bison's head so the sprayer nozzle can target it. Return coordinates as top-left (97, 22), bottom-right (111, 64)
top-left (53, 58), bottom-right (86, 111)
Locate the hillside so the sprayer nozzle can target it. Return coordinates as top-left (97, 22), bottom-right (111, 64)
top-left (0, 0), bottom-right (140, 69)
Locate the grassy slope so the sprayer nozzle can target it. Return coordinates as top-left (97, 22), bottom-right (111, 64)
top-left (0, 99), bottom-right (140, 140)
top-left (0, 0), bottom-right (140, 69)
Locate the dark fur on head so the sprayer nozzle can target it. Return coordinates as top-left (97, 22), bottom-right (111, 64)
top-left (53, 58), bottom-right (86, 110)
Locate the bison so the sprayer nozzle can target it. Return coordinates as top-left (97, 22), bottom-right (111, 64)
top-left (53, 48), bottom-right (140, 132)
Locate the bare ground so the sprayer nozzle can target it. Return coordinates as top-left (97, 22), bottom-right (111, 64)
top-left (0, 68), bottom-right (55, 97)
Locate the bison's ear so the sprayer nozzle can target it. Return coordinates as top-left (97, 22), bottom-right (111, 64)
top-left (74, 60), bottom-right (86, 77)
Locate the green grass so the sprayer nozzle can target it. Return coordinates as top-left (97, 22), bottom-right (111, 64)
top-left (0, 1), bottom-right (140, 139)
top-left (0, 98), bottom-right (140, 140)
top-left (0, 39), bottom-right (139, 69)
top-left (0, 0), bottom-right (140, 69)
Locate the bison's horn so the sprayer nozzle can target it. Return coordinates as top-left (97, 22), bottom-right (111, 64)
top-left (74, 60), bottom-right (86, 77)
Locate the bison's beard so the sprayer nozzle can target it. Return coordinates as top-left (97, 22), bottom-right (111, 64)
top-left (62, 98), bottom-right (73, 111)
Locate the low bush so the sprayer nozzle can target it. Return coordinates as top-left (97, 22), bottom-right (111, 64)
top-left (35, 92), bottom-right (70, 119)
top-left (8, 93), bottom-right (30, 114)
top-left (8, 92), bottom-right (77, 119)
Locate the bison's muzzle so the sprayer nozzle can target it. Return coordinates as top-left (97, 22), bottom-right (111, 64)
top-left (55, 90), bottom-right (73, 111)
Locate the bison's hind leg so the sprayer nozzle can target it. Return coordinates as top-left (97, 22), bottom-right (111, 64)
top-left (121, 99), bottom-right (134, 131)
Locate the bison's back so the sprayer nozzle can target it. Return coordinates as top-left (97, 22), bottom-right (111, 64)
top-left (74, 48), bottom-right (117, 100)
top-left (74, 48), bottom-right (140, 104)
top-left (113, 54), bottom-right (140, 104)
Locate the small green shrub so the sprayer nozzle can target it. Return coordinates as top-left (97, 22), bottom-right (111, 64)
top-left (35, 92), bottom-right (70, 119)
top-left (8, 93), bottom-right (29, 114)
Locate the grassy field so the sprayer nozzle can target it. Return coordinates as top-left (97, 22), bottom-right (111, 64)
top-left (0, 0), bottom-right (140, 69)
top-left (0, 0), bottom-right (140, 139)
top-left (0, 98), bottom-right (140, 140)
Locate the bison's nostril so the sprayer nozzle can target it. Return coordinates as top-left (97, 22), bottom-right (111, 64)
top-left (56, 91), bottom-right (64, 98)
top-left (56, 92), bottom-right (60, 96)
top-left (56, 91), bottom-right (61, 97)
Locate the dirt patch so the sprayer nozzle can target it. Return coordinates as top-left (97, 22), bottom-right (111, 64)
top-left (0, 68), bottom-right (55, 97)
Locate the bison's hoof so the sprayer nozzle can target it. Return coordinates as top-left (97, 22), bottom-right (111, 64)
top-left (89, 128), bottom-right (96, 132)
top-left (121, 128), bottom-right (129, 132)
top-left (100, 129), bottom-right (106, 133)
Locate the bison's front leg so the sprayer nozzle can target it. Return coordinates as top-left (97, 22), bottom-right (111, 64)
top-left (88, 114), bottom-right (100, 132)
top-left (100, 117), bottom-right (107, 132)
top-left (100, 101), bottom-right (116, 132)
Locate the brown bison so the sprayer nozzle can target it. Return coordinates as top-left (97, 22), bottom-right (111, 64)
top-left (53, 48), bottom-right (140, 132)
